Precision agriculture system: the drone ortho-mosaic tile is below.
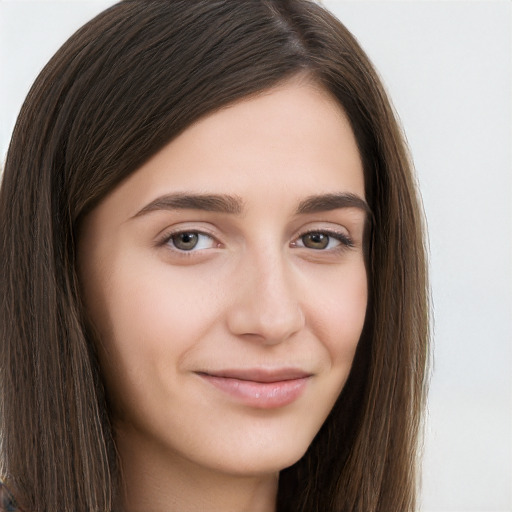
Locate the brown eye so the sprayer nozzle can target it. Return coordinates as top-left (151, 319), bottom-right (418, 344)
top-left (171, 232), bottom-right (199, 251)
top-left (294, 231), bottom-right (352, 251)
top-left (165, 231), bottom-right (217, 252)
top-left (301, 232), bottom-right (330, 250)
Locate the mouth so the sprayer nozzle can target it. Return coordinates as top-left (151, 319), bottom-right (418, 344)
top-left (195, 368), bottom-right (312, 409)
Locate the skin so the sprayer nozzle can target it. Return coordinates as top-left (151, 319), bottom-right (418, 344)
top-left (78, 79), bottom-right (368, 512)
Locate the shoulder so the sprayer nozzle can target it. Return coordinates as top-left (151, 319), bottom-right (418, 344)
top-left (0, 480), bottom-right (22, 512)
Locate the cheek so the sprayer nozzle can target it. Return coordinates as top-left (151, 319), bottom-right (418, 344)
top-left (90, 259), bottom-right (222, 398)
top-left (109, 262), bottom-right (224, 347)
top-left (308, 262), bottom-right (368, 368)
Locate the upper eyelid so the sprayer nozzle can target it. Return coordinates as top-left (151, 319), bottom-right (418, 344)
top-left (156, 223), bottom-right (353, 240)
top-left (293, 224), bottom-right (352, 240)
top-left (296, 226), bottom-right (349, 236)
top-left (156, 223), bottom-right (218, 240)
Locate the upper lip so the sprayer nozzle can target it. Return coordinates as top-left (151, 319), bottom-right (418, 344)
top-left (197, 368), bottom-right (312, 383)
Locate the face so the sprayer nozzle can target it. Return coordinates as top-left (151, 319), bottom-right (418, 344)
top-left (78, 80), bottom-right (368, 478)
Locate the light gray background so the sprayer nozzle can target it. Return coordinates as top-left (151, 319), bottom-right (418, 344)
top-left (1, 1), bottom-right (511, 511)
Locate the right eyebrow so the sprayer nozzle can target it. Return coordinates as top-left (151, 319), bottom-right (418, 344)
top-left (131, 193), bottom-right (244, 218)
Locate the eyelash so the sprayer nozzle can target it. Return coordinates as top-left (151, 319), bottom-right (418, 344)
top-left (158, 228), bottom-right (354, 255)
top-left (157, 229), bottom-right (219, 255)
top-left (292, 229), bottom-right (354, 251)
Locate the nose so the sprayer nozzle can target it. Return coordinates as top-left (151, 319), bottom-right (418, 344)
top-left (226, 250), bottom-right (305, 345)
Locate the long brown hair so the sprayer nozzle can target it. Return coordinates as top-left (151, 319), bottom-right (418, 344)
top-left (0, 1), bottom-right (429, 510)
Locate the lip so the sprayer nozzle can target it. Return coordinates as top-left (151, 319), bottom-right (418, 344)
top-left (196, 368), bottom-right (312, 409)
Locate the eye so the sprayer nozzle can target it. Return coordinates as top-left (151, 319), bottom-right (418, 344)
top-left (293, 230), bottom-right (353, 251)
top-left (166, 231), bottom-right (217, 251)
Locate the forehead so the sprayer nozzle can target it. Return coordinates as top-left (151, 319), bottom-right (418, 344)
top-left (92, 80), bottom-right (365, 221)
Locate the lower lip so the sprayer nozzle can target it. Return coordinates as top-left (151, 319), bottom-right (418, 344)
top-left (198, 374), bottom-right (310, 409)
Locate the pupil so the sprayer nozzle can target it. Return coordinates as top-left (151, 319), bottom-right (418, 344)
top-left (173, 232), bottom-right (198, 250)
top-left (304, 232), bottom-right (328, 249)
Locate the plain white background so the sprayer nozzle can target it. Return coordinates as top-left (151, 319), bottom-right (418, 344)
top-left (1, 1), bottom-right (511, 511)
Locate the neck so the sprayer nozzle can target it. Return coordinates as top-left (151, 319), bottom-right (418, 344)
top-left (114, 426), bottom-right (278, 512)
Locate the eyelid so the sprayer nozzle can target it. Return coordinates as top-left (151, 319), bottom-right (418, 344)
top-left (291, 228), bottom-right (355, 250)
top-left (156, 227), bottom-right (221, 253)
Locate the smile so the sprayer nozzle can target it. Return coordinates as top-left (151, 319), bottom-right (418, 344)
top-left (196, 369), bottom-right (312, 409)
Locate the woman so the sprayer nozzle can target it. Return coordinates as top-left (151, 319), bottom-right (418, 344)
top-left (0, 1), bottom-right (429, 511)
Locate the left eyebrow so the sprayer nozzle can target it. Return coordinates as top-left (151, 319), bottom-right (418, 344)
top-left (295, 193), bottom-right (371, 215)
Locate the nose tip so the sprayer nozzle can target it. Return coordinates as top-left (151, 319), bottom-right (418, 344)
top-left (236, 302), bottom-right (305, 346)
top-left (226, 259), bottom-right (305, 345)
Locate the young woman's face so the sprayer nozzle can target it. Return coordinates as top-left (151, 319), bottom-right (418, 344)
top-left (78, 80), bottom-right (368, 477)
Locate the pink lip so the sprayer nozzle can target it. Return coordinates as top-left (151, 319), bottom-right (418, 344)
top-left (197, 369), bottom-right (311, 409)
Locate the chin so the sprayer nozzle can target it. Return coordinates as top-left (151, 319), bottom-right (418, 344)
top-left (193, 427), bottom-right (314, 477)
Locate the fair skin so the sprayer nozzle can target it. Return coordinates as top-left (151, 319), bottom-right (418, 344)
top-left (78, 79), bottom-right (368, 512)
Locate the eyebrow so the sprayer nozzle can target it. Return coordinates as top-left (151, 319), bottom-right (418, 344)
top-left (132, 191), bottom-right (370, 218)
top-left (295, 193), bottom-right (371, 215)
top-left (133, 193), bottom-right (244, 217)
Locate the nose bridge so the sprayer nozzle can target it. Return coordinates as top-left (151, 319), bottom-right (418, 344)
top-left (227, 245), bottom-right (304, 344)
